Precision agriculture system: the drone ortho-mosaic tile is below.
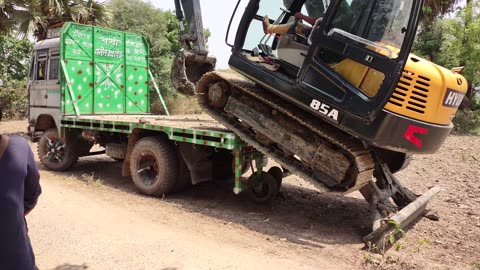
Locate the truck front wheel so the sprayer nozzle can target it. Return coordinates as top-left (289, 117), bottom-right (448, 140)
top-left (38, 128), bottom-right (78, 171)
top-left (130, 136), bottom-right (179, 197)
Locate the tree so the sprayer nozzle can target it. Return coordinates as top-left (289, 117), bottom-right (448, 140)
top-left (1, 0), bottom-right (111, 40)
top-left (0, 33), bottom-right (33, 81)
top-left (1, 0), bottom-right (16, 33)
top-left (416, 1), bottom-right (480, 97)
top-left (422, 0), bottom-right (461, 23)
top-left (0, 33), bottom-right (33, 120)
top-left (109, 0), bottom-right (179, 100)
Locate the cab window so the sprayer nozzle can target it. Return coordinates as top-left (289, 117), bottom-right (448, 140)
top-left (48, 49), bottom-right (60, 81)
top-left (36, 50), bottom-right (48, 81)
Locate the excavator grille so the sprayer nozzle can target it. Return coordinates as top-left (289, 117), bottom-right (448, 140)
top-left (387, 70), bottom-right (430, 115)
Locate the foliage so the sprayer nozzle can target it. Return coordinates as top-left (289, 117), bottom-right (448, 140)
top-left (0, 79), bottom-right (29, 120)
top-left (151, 96), bottom-right (202, 115)
top-left (453, 108), bottom-right (480, 135)
top-left (110, 0), bottom-right (210, 113)
top-left (1, 0), bottom-right (111, 40)
top-left (422, 0), bottom-right (461, 24)
top-left (0, 34), bottom-right (32, 120)
top-left (0, 33), bottom-right (33, 81)
top-left (109, 0), bottom-right (179, 101)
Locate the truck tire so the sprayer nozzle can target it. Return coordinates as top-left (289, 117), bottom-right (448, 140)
top-left (38, 128), bottom-right (78, 171)
top-left (246, 171), bottom-right (279, 204)
top-left (268, 166), bottom-right (283, 188)
top-left (130, 136), bottom-right (178, 197)
top-left (106, 142), bottom-right (127, 161)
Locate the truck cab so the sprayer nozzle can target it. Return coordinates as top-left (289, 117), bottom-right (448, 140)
top-left (27, 37), bottom-right (61, 140)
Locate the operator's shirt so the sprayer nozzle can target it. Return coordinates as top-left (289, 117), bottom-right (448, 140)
top-left (0, 135), bottom-right (41, 270)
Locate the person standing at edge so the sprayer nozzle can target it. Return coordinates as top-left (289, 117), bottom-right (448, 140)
top-left (0, 134), bottom-right (42, 270)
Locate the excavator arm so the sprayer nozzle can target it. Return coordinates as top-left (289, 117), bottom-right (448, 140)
top-left (171, 0), bottom-right (216, 96)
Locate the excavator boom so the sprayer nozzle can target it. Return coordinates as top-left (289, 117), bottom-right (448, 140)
top-left (171, 0), bottom-right (216, 96)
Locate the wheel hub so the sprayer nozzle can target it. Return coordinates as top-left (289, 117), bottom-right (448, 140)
top-left (45, 139), bottom-right (65, 162)
top-left (137, 152), bottom-right (159, 186)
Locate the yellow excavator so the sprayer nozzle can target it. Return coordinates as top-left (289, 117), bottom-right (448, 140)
top-left (171, 0), bottom-right (467, 248)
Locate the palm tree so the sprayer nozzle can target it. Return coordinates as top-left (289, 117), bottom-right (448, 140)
top-left (2, 0), bottom-right (111, 40)
top-left (423, 0), bottom-right (461, 23)
top-left (1, 0), bottom-right (16, 33)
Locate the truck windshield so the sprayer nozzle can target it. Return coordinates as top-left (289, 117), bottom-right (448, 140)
top-left (328, 0), bottom-right (413, 57)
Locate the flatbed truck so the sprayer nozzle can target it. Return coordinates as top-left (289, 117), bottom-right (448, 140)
top-left (28, 23), bottom-right (280, 201)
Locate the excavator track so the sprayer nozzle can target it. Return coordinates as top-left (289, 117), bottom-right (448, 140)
top-left (197, 72), bottom-right (376, 193)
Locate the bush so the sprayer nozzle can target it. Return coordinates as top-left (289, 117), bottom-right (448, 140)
top-left (151, 95), bottom-right (202, 115)
top-left (0, 80), bottom-right (28, 120)
top-left (453, 108), bottom-right (480, 135)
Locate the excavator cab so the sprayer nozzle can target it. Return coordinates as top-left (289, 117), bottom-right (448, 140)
top-left (230, 0), bottom-right (419, 119)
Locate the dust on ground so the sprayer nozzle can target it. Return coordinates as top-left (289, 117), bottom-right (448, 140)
top-left (1, 120), bottom-right (479, 270)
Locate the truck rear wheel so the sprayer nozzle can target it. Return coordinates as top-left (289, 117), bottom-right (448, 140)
top-left (246, 171), bottom-right (279, 204)
top-left (130, 136), bottom-right (178, 197)
top-left (38, 128), bottom-right (78, 171)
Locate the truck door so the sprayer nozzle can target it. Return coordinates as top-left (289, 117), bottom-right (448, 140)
top-left (30, 49), bottom-right (48, 107)
top-left (298, 0), bottom-right (422, 122)
top-left (46, 47), bottom-right (61, 108)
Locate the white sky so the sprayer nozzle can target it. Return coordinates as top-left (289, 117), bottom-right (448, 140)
top-left (151, 0), bottom-right (239, 69)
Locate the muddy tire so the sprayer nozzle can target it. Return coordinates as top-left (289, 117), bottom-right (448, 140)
top-left (246, 171), bottom-right (279, 204)
top-left (38, 128), bottom-right (78, 171)
top-left (130, 136), bottom-right (178, 197)
top-left (268, 166), bottom-right (283, 188)
top-left (106, 143), bottom-right (127, 161)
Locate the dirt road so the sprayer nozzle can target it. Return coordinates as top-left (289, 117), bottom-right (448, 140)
top-left (1, 120), bottom-right (479, 269)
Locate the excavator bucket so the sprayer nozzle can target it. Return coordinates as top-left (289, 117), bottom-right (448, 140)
top-left (363, 186), bottom-right (441, 252)
top-left (171, 50), bottom-right (216, 96)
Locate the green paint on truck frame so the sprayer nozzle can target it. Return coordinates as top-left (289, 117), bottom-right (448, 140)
top-left (60, 117), bottom-right (240, 150)
top-left (60, 22), bottom-right (150, 115)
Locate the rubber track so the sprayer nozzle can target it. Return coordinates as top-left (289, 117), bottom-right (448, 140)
top-left (198, 72), bottom-right (376, 194)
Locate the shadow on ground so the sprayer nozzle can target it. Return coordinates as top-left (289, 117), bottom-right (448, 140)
top-left (42, 154), bottom-right (373, 249)
top-left (51, 263), bottom-right (88, 270)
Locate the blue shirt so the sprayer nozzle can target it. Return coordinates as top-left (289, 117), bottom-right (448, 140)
top-left (0, 135), bottom-right (41, 270)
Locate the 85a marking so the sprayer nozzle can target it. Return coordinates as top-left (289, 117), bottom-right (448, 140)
top-left (310, 99), bottom-right (339, 121)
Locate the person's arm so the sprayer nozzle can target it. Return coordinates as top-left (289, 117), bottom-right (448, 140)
top-left (295, 12), bottom-right (322, 26)
top-left (24, 145), bottom-right (41, 216)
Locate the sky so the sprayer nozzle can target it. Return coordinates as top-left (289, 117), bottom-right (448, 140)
top-left (151, 0), bottom-right (239, 69)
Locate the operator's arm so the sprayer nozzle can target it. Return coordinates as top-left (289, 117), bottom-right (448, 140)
top-left (295, 12), bottom-right (322, 25)
top-left (24, 145), bottom-right (41, 216)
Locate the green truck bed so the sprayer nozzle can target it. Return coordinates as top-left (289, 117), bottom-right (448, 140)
top-left (61, 114), bottom-right (238, 149)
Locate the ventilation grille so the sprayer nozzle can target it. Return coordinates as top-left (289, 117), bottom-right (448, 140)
top-left (387, 70), bottom-right (431, 114)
